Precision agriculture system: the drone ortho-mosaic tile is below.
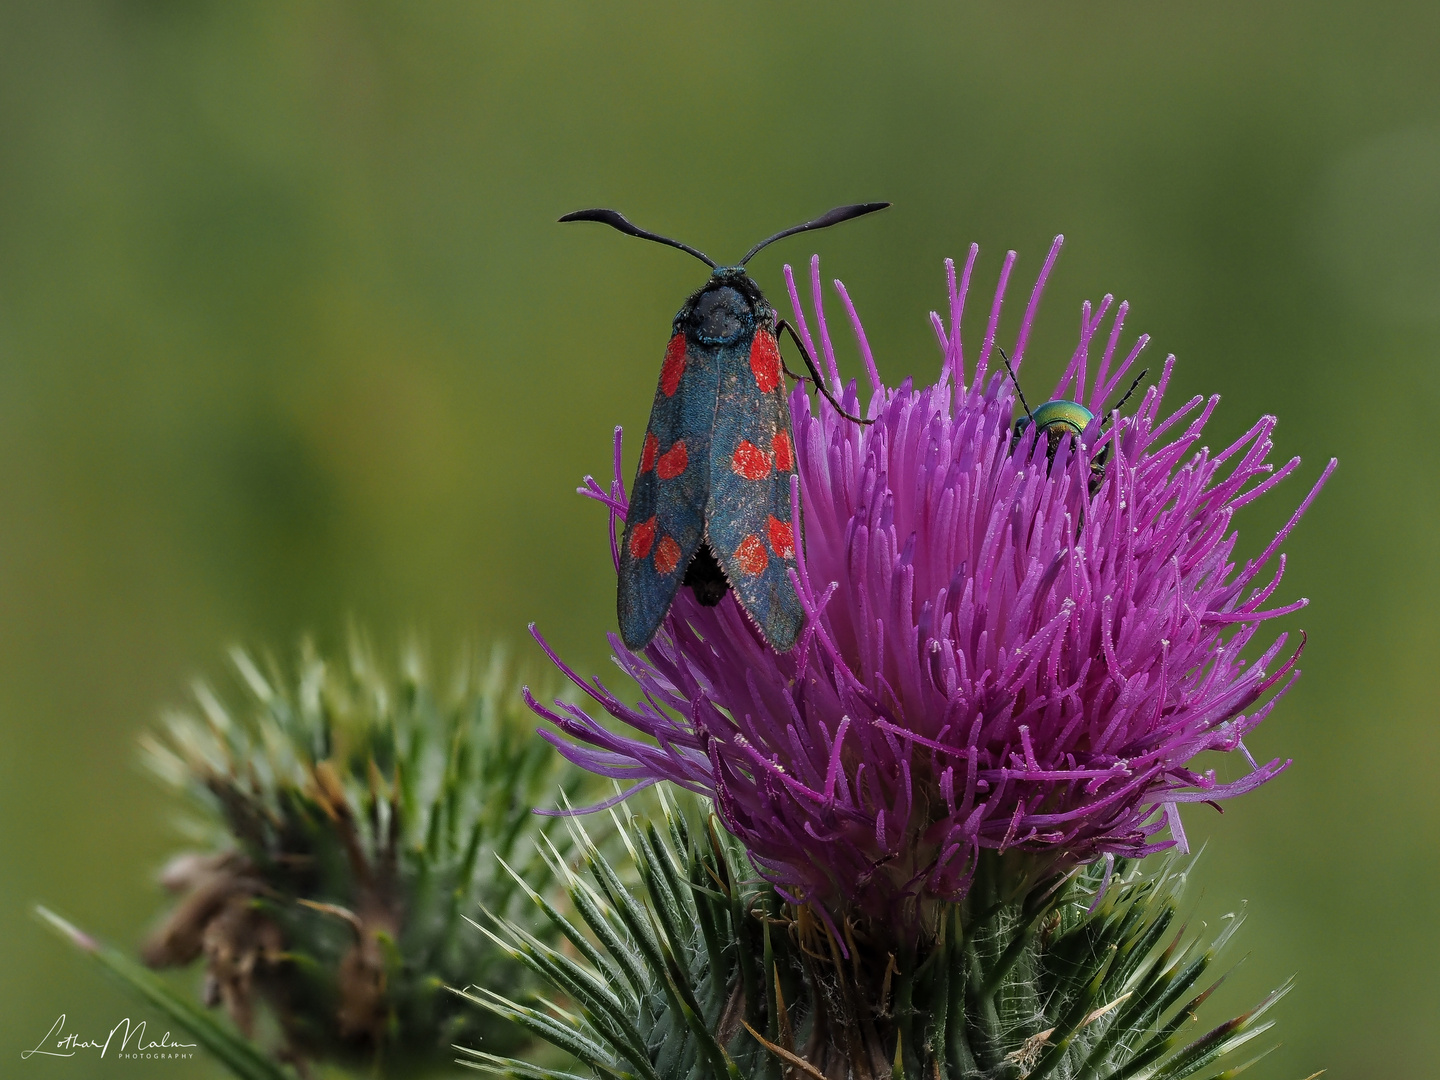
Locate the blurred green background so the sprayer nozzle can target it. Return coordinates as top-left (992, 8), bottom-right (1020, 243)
top-left (1, 3), bottom-right (1435, 1077)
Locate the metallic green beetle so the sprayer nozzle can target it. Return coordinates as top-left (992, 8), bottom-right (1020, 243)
top-left (998, 346), bottom-right (1146, 497)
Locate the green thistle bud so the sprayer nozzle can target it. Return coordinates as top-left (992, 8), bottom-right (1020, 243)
top-left (137, 635), bottom-right (591, 1076)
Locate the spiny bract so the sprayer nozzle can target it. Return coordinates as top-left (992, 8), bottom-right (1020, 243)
top-left (464, 792), bottom-right (1289, 1080)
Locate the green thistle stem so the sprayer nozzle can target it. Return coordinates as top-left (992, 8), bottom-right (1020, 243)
top-left (35, 906), bottom-right (295, 1080)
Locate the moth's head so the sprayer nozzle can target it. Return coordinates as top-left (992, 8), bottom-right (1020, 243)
top-left (710, 265), bottom-right (751, 284)
top-left (681, 270), bottom-right (768, 345)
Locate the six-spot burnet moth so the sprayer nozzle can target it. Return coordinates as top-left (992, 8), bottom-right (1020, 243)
top-left (560, 203), bottom-right (889, 652)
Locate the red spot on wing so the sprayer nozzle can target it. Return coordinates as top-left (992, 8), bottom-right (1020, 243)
top-left (654, 535), bottom-right (682, 575)
top-left (767, 515), bottom-right (795, 560)
top-left (640, 433), bottom-right (659, 473)
top-left (732, 440), bottom-right (771, 480)
top-left (750, 331), bottom-right (781, 393)
top-left (661, 335), bottom-right (686, 397)
top-left (772, 429), bottom-right (794, 472)
top-left (735, 534), bottom-right (768, 575)
top-left (628, 516), bottom-right (657, 560)
top-left (657, 440), bottom-right (688, 480)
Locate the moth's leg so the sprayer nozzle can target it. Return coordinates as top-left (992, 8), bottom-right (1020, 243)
top-left (775, 319), bottom-right (873, 426)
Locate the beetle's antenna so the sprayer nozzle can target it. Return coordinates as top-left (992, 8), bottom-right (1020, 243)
top-left (559, 208), bottom-right (716, 268)
top-left (739, 203), bottom-right (890, 266)
top-left (1105, 368), bottom-right (1149, 420)
top-left (995, 345), bottom-right (1034, 426)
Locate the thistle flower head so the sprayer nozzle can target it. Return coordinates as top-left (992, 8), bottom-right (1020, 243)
top-left (531, 238), bottom-right (1334, 926)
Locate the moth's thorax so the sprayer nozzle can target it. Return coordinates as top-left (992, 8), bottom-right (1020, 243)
top-left (675, 266), bottom-right (775, 346)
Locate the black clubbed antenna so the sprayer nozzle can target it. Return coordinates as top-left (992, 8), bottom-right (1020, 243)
top-left (558, 208), bottom-right (715, 268)
top-left (739, 202), bottom-right (890, 265)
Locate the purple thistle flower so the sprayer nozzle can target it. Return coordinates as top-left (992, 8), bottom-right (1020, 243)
top-left (529, 236), bottom-right (1335, 921)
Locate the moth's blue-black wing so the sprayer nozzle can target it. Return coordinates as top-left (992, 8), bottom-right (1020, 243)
top-left (617, 333), bottom-right (718, 650)
top-left (706, 329), bottom-right (805, 651)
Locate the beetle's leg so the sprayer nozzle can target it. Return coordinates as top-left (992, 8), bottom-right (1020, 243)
top-left (775, 319), bottom-right (873, 426)
top-left (1088, 459), bottom-right (1107, 499)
